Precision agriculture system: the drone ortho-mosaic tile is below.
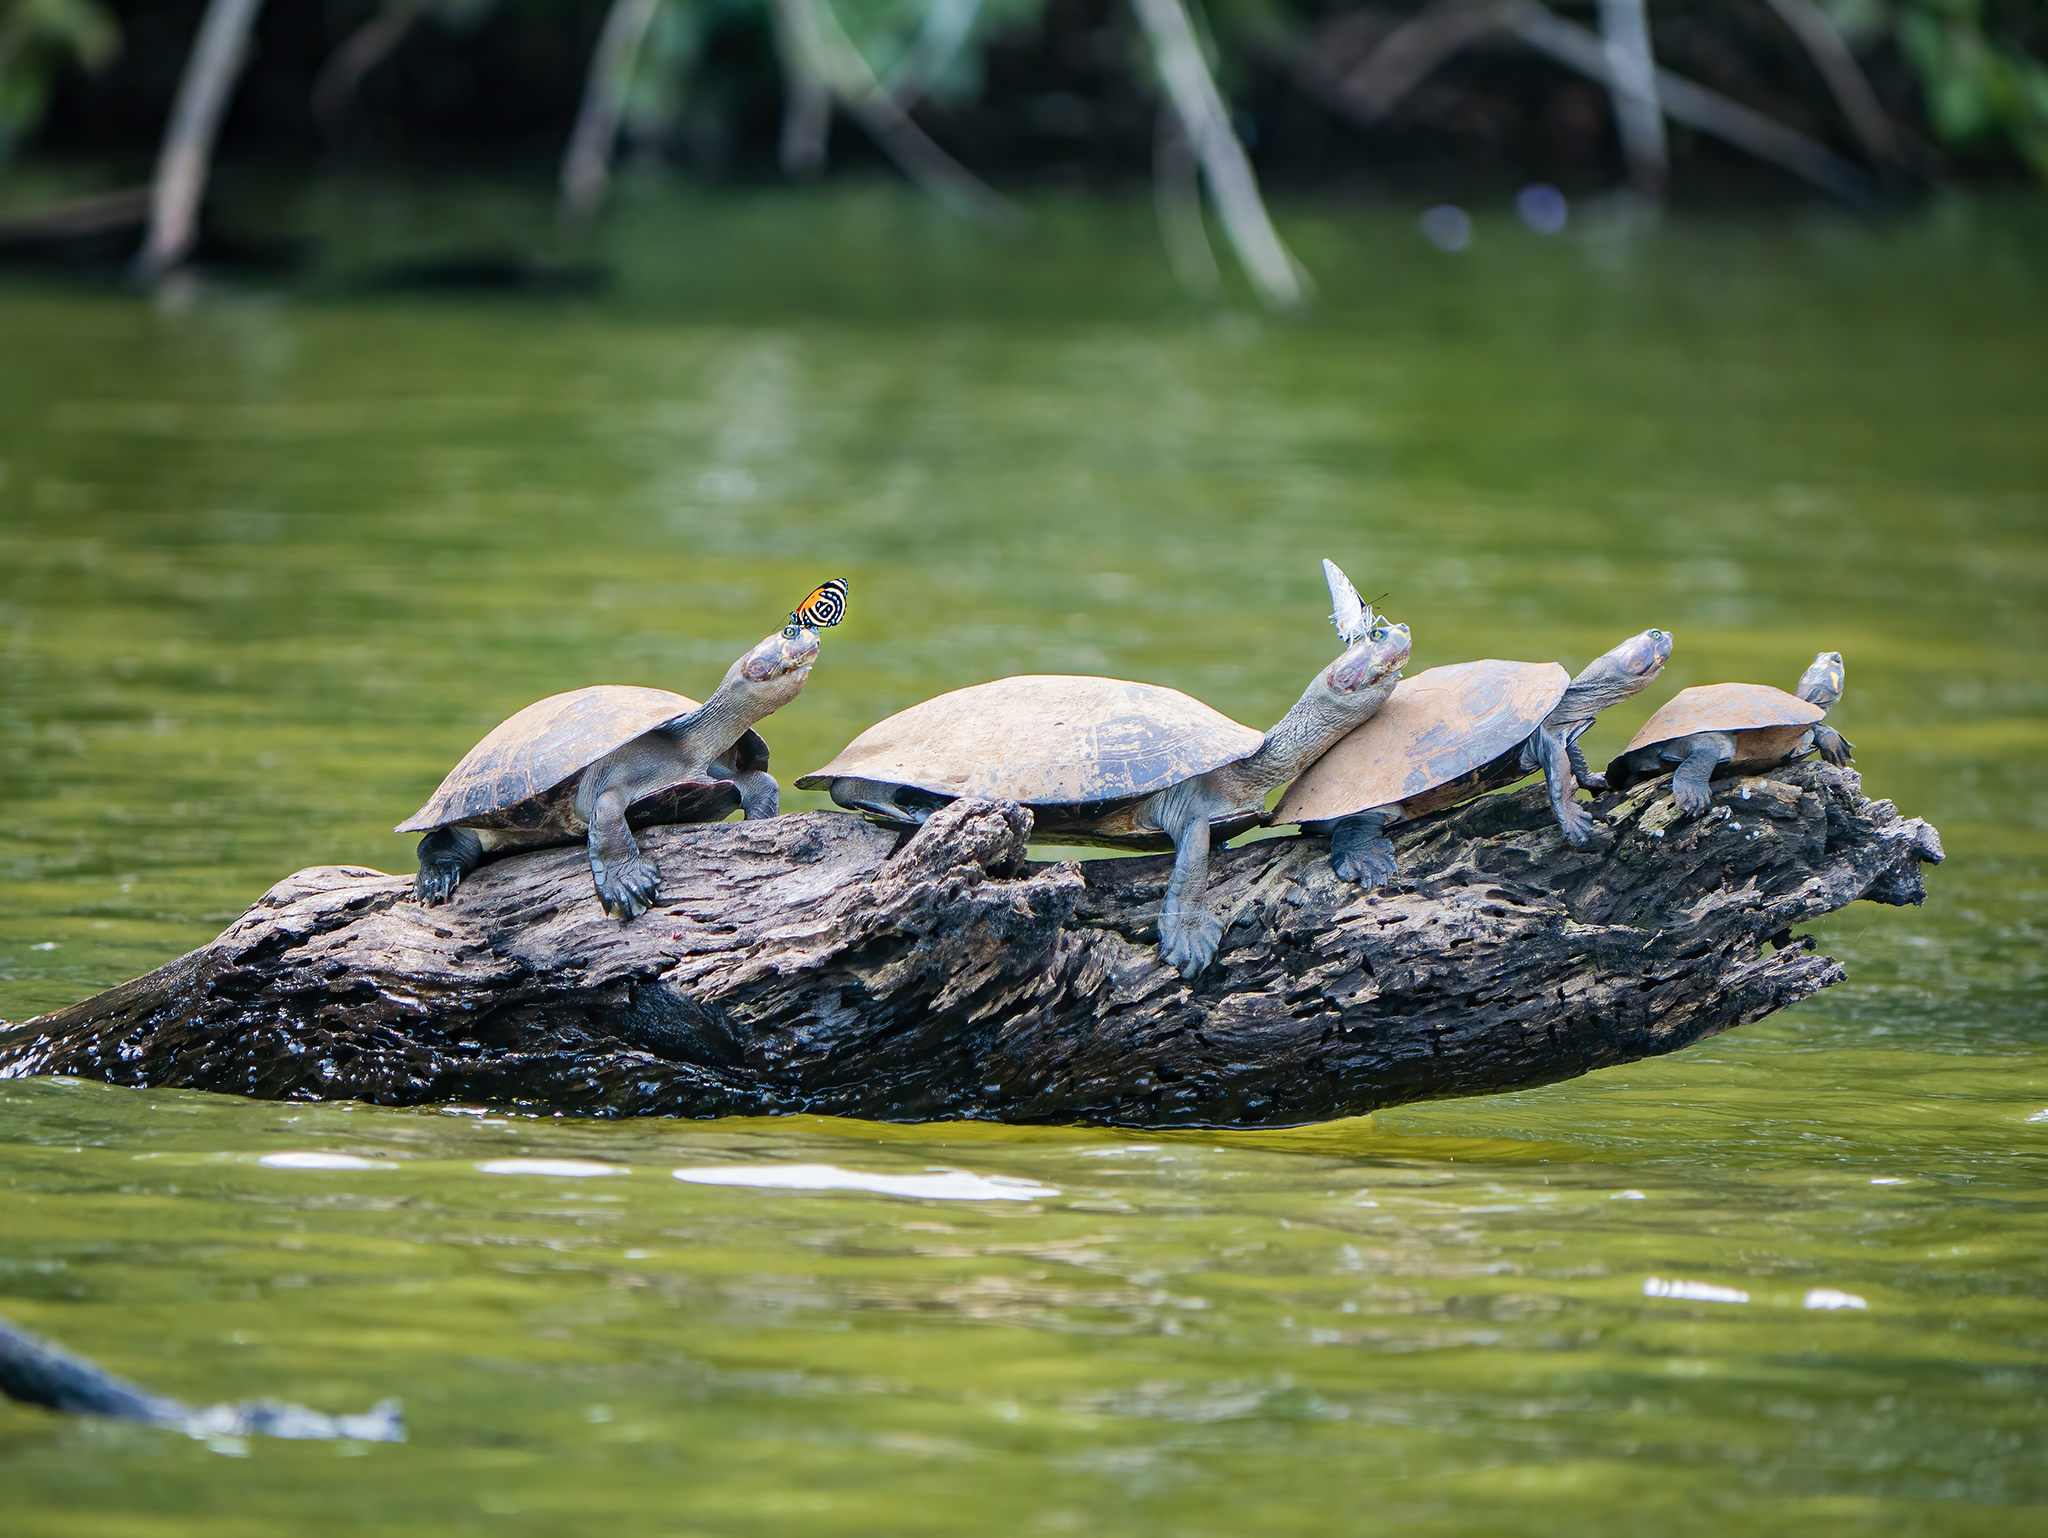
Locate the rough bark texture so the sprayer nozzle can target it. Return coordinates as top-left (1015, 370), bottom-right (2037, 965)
top-left (0, 763), bottom-right (1942, 1128)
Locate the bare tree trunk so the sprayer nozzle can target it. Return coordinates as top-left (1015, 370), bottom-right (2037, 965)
top-left (1597, 0), bottom-right (1668, 197)
top-left (1763, 0), bottom-right (1899, 168)
top-left (559, 0), bottom-right (666, 226)
top-left (311, 0), bottom-right (421, 132)
top-left (885, 0), bottom-right (983, 107)
top-left (1154, 103), bottom-right (1221, 295)
top-left (1299, 1), bottom-right (1873, 208)
top-left (0, 764), bottom-right (1941, 1129)
top-left (777, 55), bottom-right (833, 177)
top-left (135, 0), bottom-right (266, 285)
top-left (771, 0), bottom-right (1021, 230)
top-left (1312, 2), bottom-right (1504, 122)
top-left (1129, 0), bottom-right (1309, 310)
top-left (1506, 5), bottom-right (1874, 206)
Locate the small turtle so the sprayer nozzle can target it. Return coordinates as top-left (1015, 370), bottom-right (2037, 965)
top-left (396, 584), bottom-right (844, 918)
top-left (1605, 650), bottom-right (1852, 814)
top-left (1274, 628), bottom-right (1673, 886)
top-left (796, 559), bottom-right (1411, 976)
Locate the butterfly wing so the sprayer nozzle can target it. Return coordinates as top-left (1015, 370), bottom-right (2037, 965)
top-left (1323, 559), bottom-right (1372, 644)
top-left (786, 578), bottom-right (848, 634)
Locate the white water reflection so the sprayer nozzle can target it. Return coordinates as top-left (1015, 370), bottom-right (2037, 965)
top-left (1643, 1276), bottom-right (1750, 1304)
top-left (1803, 1288), bottom-right (1869, 1310)
top-left (672, 1163), bottom-right (1058, 1202)
top-left (258, 1151), bottom-right (396, 1171)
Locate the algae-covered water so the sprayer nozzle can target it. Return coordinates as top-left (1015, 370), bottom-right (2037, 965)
top-left (0, 186), bottom-right (2043, 1533)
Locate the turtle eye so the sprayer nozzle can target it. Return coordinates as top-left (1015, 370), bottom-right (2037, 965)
top-left (1369, 625), bottom-right (1387, 642)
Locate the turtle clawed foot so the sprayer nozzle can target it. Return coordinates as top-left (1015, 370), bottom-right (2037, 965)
top-left (413, 827), bottom-right (481, 905)
top-left (593, 856), bottom-right (661, 921)
top-left (1330, 832), bottom-right (1398, 888)
top-left (1159, 905), bottom-right (1224, 978)
top-left (1576, 771), bottom-right (1610, 794)
top-left (1557, 798), bottom-right (1598, 847)
top-left (1671, 779), bottom-right (1714, 816)
top-left (415, 864), bottom-right (462, 905)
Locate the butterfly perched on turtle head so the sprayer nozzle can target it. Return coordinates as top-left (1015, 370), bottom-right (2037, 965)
top-left (784, 578), bottom-right (848, 638)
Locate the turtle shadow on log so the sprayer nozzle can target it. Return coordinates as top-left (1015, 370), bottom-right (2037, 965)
top-left (0, 763), bottom-right (1941, 1129)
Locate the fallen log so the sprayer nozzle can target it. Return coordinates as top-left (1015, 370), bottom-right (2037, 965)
top-left (0, 763), bottom-right (1941, 1128)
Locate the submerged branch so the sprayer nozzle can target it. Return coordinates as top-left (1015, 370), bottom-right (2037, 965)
top-left (0, 764), bottom-right (1940, 1130)
top-left (0, 1315), bottom-right (402, 1444)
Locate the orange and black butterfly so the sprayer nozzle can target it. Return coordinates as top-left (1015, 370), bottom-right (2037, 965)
top-left (784, 578), bottom-right (848, 637)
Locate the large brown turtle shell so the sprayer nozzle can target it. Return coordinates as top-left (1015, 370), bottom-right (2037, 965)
top-left (1273, 660), bottom-right (1568, 826)
top-left (395, 686), bottom-right (768, 833)
top-left (1618, 682), bottom-right (1824, 753)
top-left (794, 675), bottom-right (1265, 808)
top-left (1605, 682), bottom-right (1824, 786)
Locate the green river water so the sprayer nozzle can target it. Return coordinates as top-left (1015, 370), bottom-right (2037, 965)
top-left (0, 184), bottom-right (2043, 1534)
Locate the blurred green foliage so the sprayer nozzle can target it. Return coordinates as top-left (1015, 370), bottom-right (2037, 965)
top-left (1831, 0), bottom-right (2048, 176)
top-left (0, 0), bottom-right (117, 164)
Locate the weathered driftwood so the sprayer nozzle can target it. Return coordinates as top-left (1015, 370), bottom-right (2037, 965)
top-left (0, 763), bottom-right (1940, 1128)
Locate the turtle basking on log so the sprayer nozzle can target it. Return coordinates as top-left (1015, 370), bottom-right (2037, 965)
top-left (1273, 628), bottom-right (1672, 887)
top-left (797, 559), bottom-right (1410, 976)
top-left (397, 580), bottom-right (846, 920)
top-left (1607, 649), bottom-right (1852, 815)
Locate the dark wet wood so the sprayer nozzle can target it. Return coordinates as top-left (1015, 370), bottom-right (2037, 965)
top-left (0, 764), bottom-right (1941, 1129)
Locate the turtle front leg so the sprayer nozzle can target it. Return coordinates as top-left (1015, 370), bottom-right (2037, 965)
top-left (1565, 733), bottom-right (1607, 793)
top-left (1329, 809), bottom-right (1400, 886)
top-left (414, 826), bottom-right (483, 905)
top-left (1149, 783), bottom-right (1223, 978)
top-left (1810, 723), bottom-right (1854, 767)
top-left (1536, 724), bottom-right (1596, 845)
top-left (585, 787), bottom-right (661, 920)
top-left (1669, 740), bottom-right (1724, 815)
top-left (732, 768), bottom-right (780, 820)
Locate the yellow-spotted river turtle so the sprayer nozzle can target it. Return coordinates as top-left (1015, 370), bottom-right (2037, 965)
top-left (798, 560), bottom-right (1410, 976)
top-left (1606, 650), bottom-right (1851, 814)
top-left (397, 583), bottom-right (845, 919)
top-left (1274, 629), bottom-right (1672, 886)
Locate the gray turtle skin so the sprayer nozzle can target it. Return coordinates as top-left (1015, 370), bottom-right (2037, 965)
top-left (400, 626), bottom-right (821, 920)
top-left (1319, 629), bottom-right (1673, 887)
top-left (1609, 650), bottom-right (1852, 816)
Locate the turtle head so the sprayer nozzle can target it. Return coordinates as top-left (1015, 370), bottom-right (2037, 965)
top-left (1325, 614), bottom-right (1411, 697)
top-left (1598, 627), bottom-right (1674, 688)
top-left (1796, 650), bottom-right (1845, 711)
top-left (1548, 627), bottom-right (1672, 725)
top-left (726, 625), bottom-right (821, 713)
